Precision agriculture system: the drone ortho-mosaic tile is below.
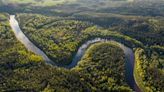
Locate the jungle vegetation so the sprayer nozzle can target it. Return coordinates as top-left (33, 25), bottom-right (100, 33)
top-left (0, 13), bottom-right (134, 91)
top-left (0, 0), bottom-right (164, 91)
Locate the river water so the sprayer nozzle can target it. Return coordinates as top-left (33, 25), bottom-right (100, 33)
top-left (69, 38), bottom-right (140, 92)
top-left (9, 15), bottom-right (56, 65)
top-left (9, 15), bottom-right (140, 92)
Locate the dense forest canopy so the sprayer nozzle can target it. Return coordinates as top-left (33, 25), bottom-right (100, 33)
top-left (73, 42), bottom-right (133, 91)
top-left (15, 13), bottom-right (143, 64)
top-left (0, 0), bottom-right (164, 92)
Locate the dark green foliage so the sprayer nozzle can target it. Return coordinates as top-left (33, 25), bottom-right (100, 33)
top-left (14, 13), bottom-right (163, 92)
top-left (73, 12), bottom-right (164, 46)
top-left (0, 1), bottom-right (164, 90)
top-left (0, 19), bottom-right (132, 91)
top-left (0, 13), bottom-right (89, 92)
top-left (134, 48), bottom-right (164, 92)
top-left (0, 13), bottom-right (134, 92)
top-left (73, 42), bottom-right (132, 92)
top-left (16, 13), bottom-right (143, 65)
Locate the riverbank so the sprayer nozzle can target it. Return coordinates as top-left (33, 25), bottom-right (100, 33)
top-left (134, 48), bottom-right (147, 92)
top-left (9, 15), bottom-right (140, 91)
top-left (72, 42), bottom-right (133, 91)
top-left (9, 15), bottom-right (56, 65)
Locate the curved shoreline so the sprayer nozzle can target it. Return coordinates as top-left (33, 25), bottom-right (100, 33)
top-left (9, 15), bottom-right (140, 92)
top-left (70, 38), bottom-right (140, 92)
top-left (9, 15), bottom-right (56, 66)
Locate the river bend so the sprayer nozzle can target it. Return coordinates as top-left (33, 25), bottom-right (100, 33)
top-left (9, 15), bottom-right (140, 92)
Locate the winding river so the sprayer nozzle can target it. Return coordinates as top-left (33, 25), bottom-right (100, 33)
top-left (9, 15), bottom-right (56, 66)
top-left (9, 15), bottom-right (140, 92)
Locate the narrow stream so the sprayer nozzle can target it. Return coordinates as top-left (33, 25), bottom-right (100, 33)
top-left (9, 15), bottom-right (140, 92)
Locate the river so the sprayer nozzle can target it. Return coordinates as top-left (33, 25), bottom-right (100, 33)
top-left (9, 15), bottom-right (56, 65)
top-left (9, 15), bottom-right (140, 92)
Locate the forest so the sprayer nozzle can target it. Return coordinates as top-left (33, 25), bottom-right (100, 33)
top-left (72, 42), bottom-right (132, 91)
top-left (134, 48), bottom-right (164, 92)
top-left (11, 13), bottom-right (164, 91)
top-left (16, 13), bottom-right (143, 65)
top-left (73, 12), bottom-right (164, 46)
top-left (0, 13), bottom-right (133, 91)
top-left (0, 0), bottom-right (164, 92)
